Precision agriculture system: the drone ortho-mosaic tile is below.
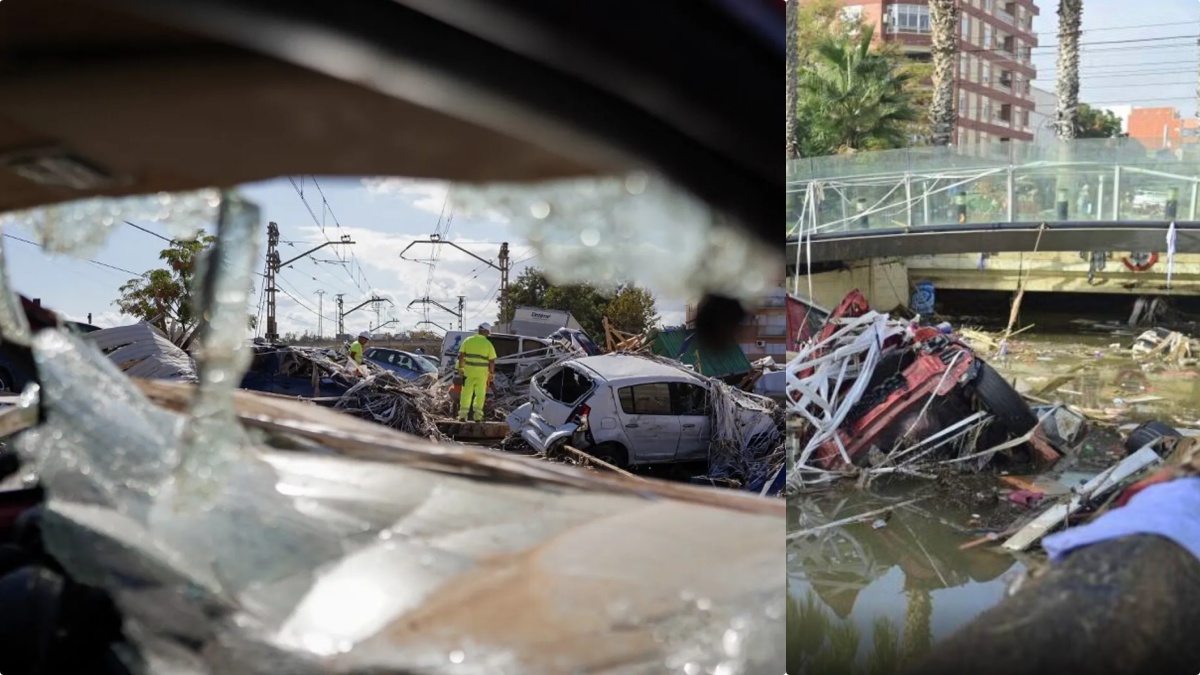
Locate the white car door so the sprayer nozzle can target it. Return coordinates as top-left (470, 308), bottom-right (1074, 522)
top-left (615, 382), bottom-right (681, 464)
top-left (672, 381), bottom-right (711, 462)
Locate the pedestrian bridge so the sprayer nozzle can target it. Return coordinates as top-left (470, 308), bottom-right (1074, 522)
top-left (786, 139), bottom-right (1200, 270)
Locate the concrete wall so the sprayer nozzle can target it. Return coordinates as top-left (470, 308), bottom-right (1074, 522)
top-left (788, 259), bottom-right (909, 311)
top-left (906, 252), bottom-right (1200, 295)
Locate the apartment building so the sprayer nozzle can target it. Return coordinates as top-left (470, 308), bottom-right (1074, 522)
top-left (839, 0), bottom-right (1040, 145)
top-left (685, 286), bottom-right (788, 364)
top-left (1127, 106), bottom-right (1200, 153)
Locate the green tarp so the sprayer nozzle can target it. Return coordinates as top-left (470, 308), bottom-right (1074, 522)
top-left (650, 328), bottom-right (752, 380)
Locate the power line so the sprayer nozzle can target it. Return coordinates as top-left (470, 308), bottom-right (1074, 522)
top-left (287, 176), bottom-right (365, 294)
top-left (1035, 21), bottom-right (1193, 36)
top-left (3, 233), bottom-right (144, 277)
top-left (310, 176), bottom-right (375, 293)
top-left (123, 220), bottom-right (173, 243)
top-left (1032, 33), bottom-right (1200, 51)
top-left (276, 283), bottom-right (335, 323)
top-left (962, 39), bottom-right (1199, 60)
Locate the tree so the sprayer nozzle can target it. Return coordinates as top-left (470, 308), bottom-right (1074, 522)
top-left (1055, 0), bottom-right (1083, 140)
top-left (928, 0), bottom-right (959, 146)
top-left (785, 0), bottom-right (801, 159)
top-left (797, 26), bottom-right (919, 156)
top-left (115, 233), bottom-right (217, 346)
top-left (605, 285), bottom-right (659, 336)
top-left (1076, 103), bottom-right (1124, 138)
top-left (115, 231), bottom-right (256, 348)
top-left (497, 267), bottom-right (658, 339)
top-left (502, 267), bottom-right (552, 324)
top-left (542, 283), bottom-right (610, 338)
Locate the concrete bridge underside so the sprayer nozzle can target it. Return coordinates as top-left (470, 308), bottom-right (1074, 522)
top-left (786, 221), bottom-right (1200, 269)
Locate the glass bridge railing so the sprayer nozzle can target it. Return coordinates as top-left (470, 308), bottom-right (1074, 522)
top-left (786, 137), bottom-right (1200, 238)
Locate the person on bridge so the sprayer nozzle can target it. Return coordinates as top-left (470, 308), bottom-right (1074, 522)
top-left (456, 322), bottom-right (497, 422)
top-left (349, 330), bottom-right (371, 365)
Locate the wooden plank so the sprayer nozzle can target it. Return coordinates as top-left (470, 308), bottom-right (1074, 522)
top-left (437, 420), bottom-right (511, 440)
top-left (1001, 446), bottom-right (1162, 552)
top-left (562, 444), bottom-right (643, 480)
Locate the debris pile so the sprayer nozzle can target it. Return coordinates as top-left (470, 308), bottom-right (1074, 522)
top-left (334, 370), bottom-right (447, 439)
top-left (786, 290), bottom-right (1059, 492)
top-left (707, 376), bottom-right (786, 491)
top-left (1132, 327), bottom-right (1197, 365)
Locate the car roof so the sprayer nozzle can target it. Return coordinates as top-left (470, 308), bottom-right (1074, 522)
top-left (569, 354), bottom-right (702, 384)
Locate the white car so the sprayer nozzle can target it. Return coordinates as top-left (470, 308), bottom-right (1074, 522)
top-left (506, 354), bottom-right (769, 468)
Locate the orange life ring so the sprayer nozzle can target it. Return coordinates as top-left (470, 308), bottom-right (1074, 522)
top-left (1122, 252), bottom-right (1159, 273)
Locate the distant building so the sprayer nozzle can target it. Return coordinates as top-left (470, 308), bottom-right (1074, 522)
top-left (1029, 85), bottom-right (1056, 146)
top-left (685, 286), bottom-right (788, 364)
top-left (1126, 106), bottom-right (1200, 153)
top-left (838, 0), bottom-right (1040, 145)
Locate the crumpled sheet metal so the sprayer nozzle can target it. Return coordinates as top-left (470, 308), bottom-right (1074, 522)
top-left (86, 322), bottom-right (199, 381)
top-left (20, 329), bottom-right (784, 675)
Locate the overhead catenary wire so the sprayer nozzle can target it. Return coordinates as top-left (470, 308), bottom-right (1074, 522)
top-left (3, 233), bottom-right (144, 277)
top-left (124, 220), bottom-right (174, 243)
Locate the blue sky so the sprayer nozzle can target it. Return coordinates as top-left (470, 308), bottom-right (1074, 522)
top-left (2, 177), bottom-right (688, 336)
top-left (1030, 0), bottom-right (1200, 118)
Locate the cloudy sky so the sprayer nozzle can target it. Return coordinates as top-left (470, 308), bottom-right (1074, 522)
top-left (1030, 0), bottom-right (1200, 119)
top-left (2, 177), bottom-right (688, 337)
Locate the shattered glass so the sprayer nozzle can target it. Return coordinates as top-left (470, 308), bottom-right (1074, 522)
top-left (450, 173), bottom-right (780, 306)
top-left (0, 188), bottom-right (784, 674)
top-left (0, 189), bottom-right (221, 257)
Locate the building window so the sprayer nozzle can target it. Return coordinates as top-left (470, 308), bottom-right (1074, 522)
top-left (886, 4), bottom-right (931, 34)
top-left (960, 15), bottom-right (970, 41)
top-left (959, 90), bottom-right (968, 115)
top-left (1022, 110), bottom-right (1030, 128)
top-left (982, 62), bottom-right (991, 85)
top-left (999, 70), bottom-right (1013, 89)
top-left (983, 24), bottom-right (993, 49)
top-left (985, 0), bottom-right (995, 11)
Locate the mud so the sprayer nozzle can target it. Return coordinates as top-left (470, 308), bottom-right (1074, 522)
top-left (787, 322), bottom-right (1200, 674)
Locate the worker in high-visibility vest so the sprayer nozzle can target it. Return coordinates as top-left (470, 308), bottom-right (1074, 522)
top-left (456, 322), bottom-right (497, 422)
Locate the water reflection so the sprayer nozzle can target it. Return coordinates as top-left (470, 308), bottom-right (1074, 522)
top-left (786, 492), bottom-right (1021, 675)
top-left (787, 328), bottom-right (1200, 674)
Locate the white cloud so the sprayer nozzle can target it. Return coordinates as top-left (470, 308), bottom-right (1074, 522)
top-left (361, 177), bottom-right (451, 216)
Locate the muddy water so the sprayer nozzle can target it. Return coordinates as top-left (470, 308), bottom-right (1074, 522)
top-left (786, 324), bottom-right (1200, 675)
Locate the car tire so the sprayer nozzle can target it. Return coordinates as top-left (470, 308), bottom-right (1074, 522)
top-left (971, 362), bottom-right (1037, 437)
top-left (589, 442), bottom-right (629, 469)
top-left (1125, 420), bottom-right (1182, 455)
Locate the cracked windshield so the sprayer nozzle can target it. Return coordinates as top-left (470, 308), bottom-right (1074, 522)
top-left (0, 176), bottom-right (783, 674)
top-left (787, 0), bottom-right (1200, 674)
top-left (0, 1), bottom-right (786, 673)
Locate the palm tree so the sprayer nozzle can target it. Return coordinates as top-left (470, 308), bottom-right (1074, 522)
top-left (798, 26), bottom-right (919, 155)
top-left (786, 0), bottom-right (800, 159)
top-left (1055, 0), bottom-right (1083, 139)
top-left (928, 0), bottom-right (959, 146)
top-left (901, 586), bottom-right (934, 664)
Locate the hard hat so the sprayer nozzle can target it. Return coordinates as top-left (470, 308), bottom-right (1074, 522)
top-left (358, 330), bottom-right (371, 339)
top-left (479, 322), bottom-right (493, 332)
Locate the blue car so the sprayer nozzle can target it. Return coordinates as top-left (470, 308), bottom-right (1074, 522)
top-left (364, 347), bottom-right (439, 381)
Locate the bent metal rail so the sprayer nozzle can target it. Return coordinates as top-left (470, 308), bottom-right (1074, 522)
top-left (786, 138), bottom-right (1200, 267)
